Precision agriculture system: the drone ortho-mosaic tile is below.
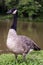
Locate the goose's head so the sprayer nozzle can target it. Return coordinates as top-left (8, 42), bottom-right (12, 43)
top-left (7, 8), bottom-right (18, 15)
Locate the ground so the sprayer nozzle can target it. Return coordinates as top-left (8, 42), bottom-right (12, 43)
top-left (0, 50), bottom-right (43, 65)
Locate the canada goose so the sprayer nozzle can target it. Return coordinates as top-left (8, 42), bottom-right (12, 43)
top-left (6, 8), bottom-right (40, 60)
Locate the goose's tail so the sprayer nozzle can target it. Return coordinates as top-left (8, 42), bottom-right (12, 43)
top-left (33, 42), bottom-right (41, 50)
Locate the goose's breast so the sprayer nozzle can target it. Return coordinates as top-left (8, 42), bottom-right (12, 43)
top-left (7, 38), bottom-right (24, 54)
top-left (6, 38), bottom-right (17, 49)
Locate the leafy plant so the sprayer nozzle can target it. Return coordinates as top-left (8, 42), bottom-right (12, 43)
top-left (18, 0), bottom-right (41, 20)
top-left (0, 51), bottom-right (43, 65)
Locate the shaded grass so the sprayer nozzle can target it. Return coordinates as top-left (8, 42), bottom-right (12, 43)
top-left (0, 50), bottom-right (43, 65)
top-left (0, 15), bottom-right (43, 22)
top-left (0, 15), bottom-right (12, 20)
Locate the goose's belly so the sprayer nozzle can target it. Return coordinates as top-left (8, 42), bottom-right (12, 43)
top-left (7, 38), bottom-right (24, 54)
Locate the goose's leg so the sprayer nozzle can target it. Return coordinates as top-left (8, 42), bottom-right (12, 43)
top-left (23, 53), bottom-right (26, 61)
top-left (15, 54), bottom-right (17, 60)
top-left (15, 54), bottom-right (18, 63)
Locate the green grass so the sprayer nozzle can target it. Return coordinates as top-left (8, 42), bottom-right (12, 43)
top-left (0, 50), bottom-right (43, 65)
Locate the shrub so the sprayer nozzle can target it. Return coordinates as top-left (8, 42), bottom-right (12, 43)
top-left (18, 0), bottom-right (41, 20)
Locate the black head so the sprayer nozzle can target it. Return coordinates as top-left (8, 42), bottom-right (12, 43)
top-left (7, 8), bottom-right (18, 30)
top-left (7, 8), bottom-right (18, 15)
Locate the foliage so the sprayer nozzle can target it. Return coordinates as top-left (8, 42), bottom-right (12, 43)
top-left (0, 51), bottom-right (43, 65)
top-left (18, 0), bottom-right (41, 20)
top-left (35, 0), bottom-right (43, 18)
top-left (0, 0), bottom-right (7, 14)
top-left (5, 0), bottom-right (19, 9)
top-left (5, 0), bottom-right (16, 9)
top-left (0, 0), bottom-right (43, 20)
top-left (0, 0), bottom-right (19, 14)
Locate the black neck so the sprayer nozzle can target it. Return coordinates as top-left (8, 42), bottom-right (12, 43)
top-left (11, 12), bottom-right (18, 30)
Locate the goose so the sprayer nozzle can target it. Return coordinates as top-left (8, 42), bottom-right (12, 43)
top-left (6, 8), bottom-right (40, 59)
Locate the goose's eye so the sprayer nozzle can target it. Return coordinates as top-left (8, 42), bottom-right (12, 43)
top-left (12, 10), bottom-right (17, 14)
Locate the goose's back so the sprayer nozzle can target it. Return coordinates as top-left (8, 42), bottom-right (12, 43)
top-left (18, 35), bottom-right (35, 49)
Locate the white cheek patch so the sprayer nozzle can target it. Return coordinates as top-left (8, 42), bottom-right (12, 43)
top-left (12, 10), bottom-right (17, 14)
